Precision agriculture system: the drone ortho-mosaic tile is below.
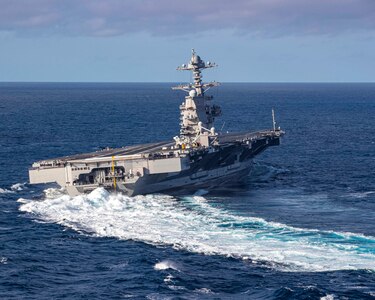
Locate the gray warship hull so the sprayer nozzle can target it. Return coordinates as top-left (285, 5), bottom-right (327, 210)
top-left (29, 130), bottom-right (282, 196)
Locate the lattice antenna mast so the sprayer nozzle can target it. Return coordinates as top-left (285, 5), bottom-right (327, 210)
top-left (172, 49), bottom-right (220, 95)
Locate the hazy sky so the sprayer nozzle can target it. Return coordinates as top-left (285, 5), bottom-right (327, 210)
top-left (0, 0), bottom-right (374, 82)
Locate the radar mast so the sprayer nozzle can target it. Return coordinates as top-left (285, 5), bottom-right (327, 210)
top-left (172, 50), bottom-right (222, 148)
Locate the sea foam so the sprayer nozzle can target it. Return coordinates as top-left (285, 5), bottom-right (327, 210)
top-left (0, 182), bottom-right (28, 194)
top-left (154, 260), bottom-right (180, 271)
top-left (11, 182), bottom-right (27, 191)
top-left (18, 188), bottom-right (375, 272)
top-left (0, 188), bottom-right (14, 194)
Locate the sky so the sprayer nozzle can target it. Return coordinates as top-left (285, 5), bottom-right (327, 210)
top-left (0, 0), bottom-right (374, 82)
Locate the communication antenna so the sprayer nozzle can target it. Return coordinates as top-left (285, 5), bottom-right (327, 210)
top-left (220, 121), bottom-right (226, 133)
top-left (272, 109), bottom-right (276, 132)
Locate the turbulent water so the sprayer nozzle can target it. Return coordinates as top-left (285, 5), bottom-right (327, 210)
top-left (1, 83), bottom-right (375, 299)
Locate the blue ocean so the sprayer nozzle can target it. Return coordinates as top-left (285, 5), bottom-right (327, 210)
top-left (0, 82), bottom-right (374, 299)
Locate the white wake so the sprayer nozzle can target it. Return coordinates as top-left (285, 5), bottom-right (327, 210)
top-left (18, 188), bottom-right (375, 272)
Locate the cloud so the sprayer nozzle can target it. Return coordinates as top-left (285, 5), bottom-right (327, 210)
top-left (0, 0), bottom-right (374, 37)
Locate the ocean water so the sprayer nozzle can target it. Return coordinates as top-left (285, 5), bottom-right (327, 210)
top-left (0, 82), bottom-right (375, 299)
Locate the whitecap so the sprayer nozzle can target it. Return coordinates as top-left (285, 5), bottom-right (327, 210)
top-left (17, 198), bottom-right (31, 204)
top-left (0, 188), bottom-right (14, 194)
top-left (154, 260), bottom-right (180, 271)
top-left (11, 182), bottom-right (27, 191)
top-left (0, 257), bottom-right (8, 264)
top-left (0, 182), bottom-right (28, 194)
top-left (167, 285), bottom-right (186, 291)
top-left (195, 288), bottom-right (214, 294)
top-left (349, 191), bottom-right (375, 199)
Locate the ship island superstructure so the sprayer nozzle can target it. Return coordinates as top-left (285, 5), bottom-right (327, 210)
top-left (29, 50), bottom-right (284, 196)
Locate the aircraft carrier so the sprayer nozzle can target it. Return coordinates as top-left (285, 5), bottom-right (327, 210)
top-left (29, 50), bottom-right (284, 196)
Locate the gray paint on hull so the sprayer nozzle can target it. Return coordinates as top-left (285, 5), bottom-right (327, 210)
top-left (121, 160), bottom-right (253, 196)
top-left (107, 136), bottom-right (277, 196)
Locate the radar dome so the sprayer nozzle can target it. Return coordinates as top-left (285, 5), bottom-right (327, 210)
top-left (189, 90), bottom-right (196, 98)
top-left (192, 55), bottom-right (201, 64)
